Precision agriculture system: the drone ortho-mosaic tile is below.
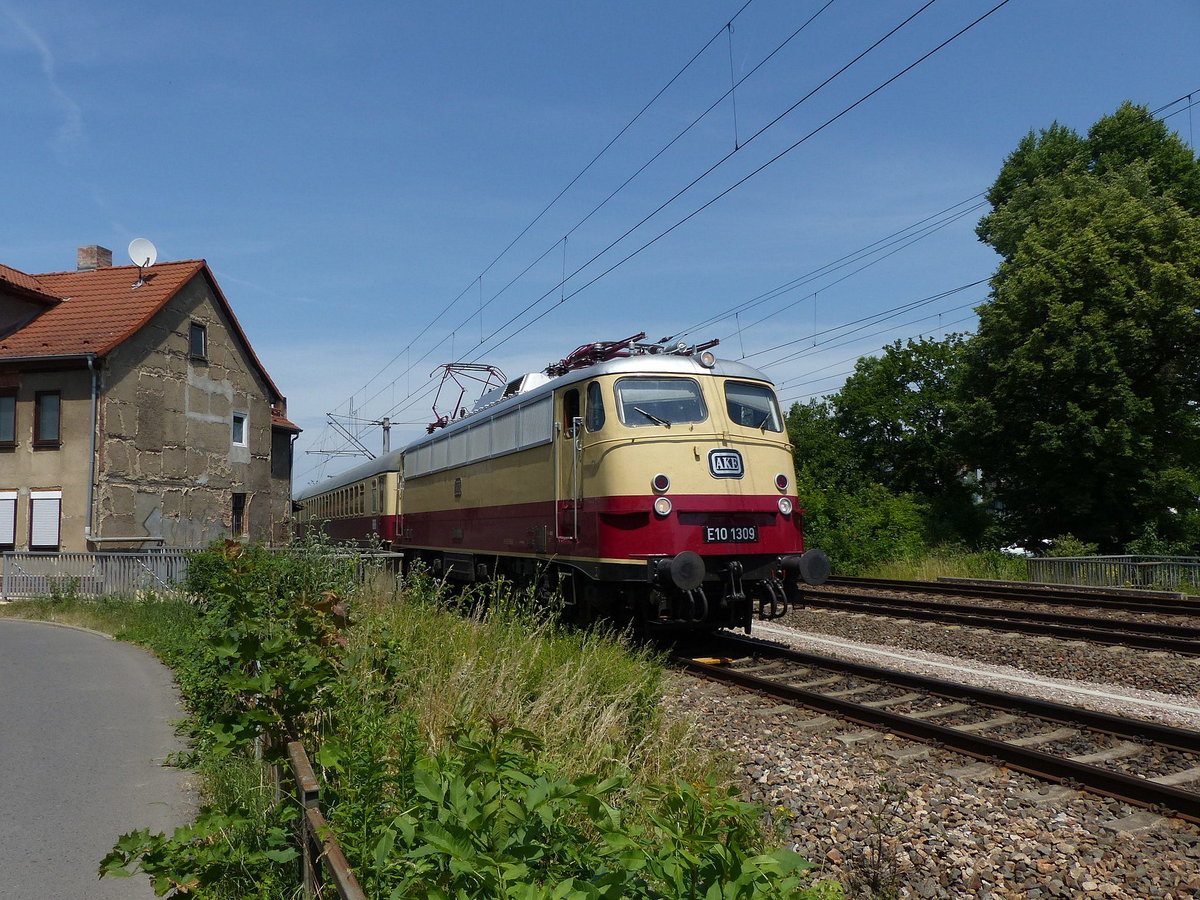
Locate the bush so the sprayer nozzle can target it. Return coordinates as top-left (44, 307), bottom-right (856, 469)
top-left (797, 472), bottom-right (928, 574)
top-left (1044, 534), bottom-right (1100, 558)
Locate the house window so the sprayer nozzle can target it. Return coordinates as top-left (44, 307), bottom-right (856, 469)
top-left (231, 492), bottom-right (247, 537)
top-left (0, 391), bottom-right (15, 447)
top-left (189, 322), bottom-right (208, 359)
top-left (232, 412), bottom-right (247, 446)
top-left (0, 490), bottom-right (16, 548)
top-left (29, 489), bottom-right (61, 549)
top-left (34, 391), bottom-right (60, 446)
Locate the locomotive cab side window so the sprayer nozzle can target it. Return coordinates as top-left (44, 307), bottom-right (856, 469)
top-left (615, 377), bottom-right (707, 427)
top-left (562, 389), bottom-right (580, 437)
top-left (585, 381), bottom-right (605, 432)
top-left (724, 381), bottom-right (783, 432)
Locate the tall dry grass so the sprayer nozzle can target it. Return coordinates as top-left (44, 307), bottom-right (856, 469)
top-left (333, 570), bottom-right (723, 789)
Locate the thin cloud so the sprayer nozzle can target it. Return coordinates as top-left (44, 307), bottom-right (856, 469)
top-left (1, 2), bottom-right (84, 159)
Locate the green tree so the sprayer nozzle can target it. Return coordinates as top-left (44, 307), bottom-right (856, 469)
top-left (963, 102), bottom-right (1200, 549)
top-left (786, 398), bottom-right (860, 486)
top-left (833, 335), bottom-right (986, 542)
top-left (786, 400), bottom-right (928, 572)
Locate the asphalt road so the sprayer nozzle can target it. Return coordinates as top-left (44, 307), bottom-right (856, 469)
top-left (0, 619), bottom-right (196, 898)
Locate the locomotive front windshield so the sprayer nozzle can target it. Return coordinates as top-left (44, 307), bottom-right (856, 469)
top-left (615, 376), bottom-right (707, 427)
top-left (724, 380), bottom-right (783, 432)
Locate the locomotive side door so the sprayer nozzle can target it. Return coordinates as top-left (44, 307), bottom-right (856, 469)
top-left (555, 387), bottom-right (583, 542)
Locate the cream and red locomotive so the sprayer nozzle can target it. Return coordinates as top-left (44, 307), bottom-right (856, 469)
top-left (295, 335), bottom-right (828, 630)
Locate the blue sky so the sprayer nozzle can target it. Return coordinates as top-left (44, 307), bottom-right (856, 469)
top-left (2, 0), bottom-right (1197, 489)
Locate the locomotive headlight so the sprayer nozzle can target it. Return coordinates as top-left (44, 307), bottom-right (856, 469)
top-left (653, 496), bottom-right (673, 517)
top-left (775, 473), bottom-right (789, 492)
top-left (697, 350), bottom-right (717, 368)
top-left (777, 497), bottom-right (794, 516)
top-left (652, 473), bottom-right (671, 493)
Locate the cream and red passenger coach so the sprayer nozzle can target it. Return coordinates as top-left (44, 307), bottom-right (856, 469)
top-left (295, 336), bottom-right (829, 630)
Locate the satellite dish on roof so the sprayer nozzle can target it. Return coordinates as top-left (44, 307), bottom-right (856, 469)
top-left (128, 238), bottom-right (157, 288)
top-left (128, 238), bottom-right (157, 268)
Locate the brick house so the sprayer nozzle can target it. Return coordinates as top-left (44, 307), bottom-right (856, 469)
top-left (0, 245), bottom-right (300, 551)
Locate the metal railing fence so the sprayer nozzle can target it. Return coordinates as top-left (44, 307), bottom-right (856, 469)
top-left (1027, 555), bottom-right (1200, 590)
top-left (0, 551), bottom-right (191, 601)
top-left (286, 741), bottom-right (366, 899)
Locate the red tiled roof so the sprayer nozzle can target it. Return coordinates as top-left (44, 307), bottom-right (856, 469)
top-left (0, 262), bottom-right (61, 304)
top-left (0, 260), bottom-right (295, 430)
top-left (272, 410), bottom-right (301, 432)
top-left (0, 260), bottom-right (204, 358)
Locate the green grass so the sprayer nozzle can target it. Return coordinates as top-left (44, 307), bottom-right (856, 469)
top-left (858, 548), bottom-right (1030, 583)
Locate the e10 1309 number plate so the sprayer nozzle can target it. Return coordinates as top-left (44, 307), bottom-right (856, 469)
top-left (703, 525), bottom-right (758, 543)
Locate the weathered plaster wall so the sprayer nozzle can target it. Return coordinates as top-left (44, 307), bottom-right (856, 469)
top-left (94, 276), bottom-right (290, 547)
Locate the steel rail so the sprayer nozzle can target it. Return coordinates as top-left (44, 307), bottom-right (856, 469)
top-left (802, 589), bottom-right (1200, 637)
top-left (796, 590), bottom-right (1200, 655)
top-left (711, 634), bottom-right (1200, 752)
top-left (681, 636), bottom-right (1200, 824)
top-left (827, 575), bottom-right (1199, 614)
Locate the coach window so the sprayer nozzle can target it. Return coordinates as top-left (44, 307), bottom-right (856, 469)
top-left (562, 389), bottom-right (580, 437)
top-left (724, 381), bottom-right (783, 432)
top-left (34, 391), bottom-right (60, 447)
top-left (585, 381), bottom-right (605, 432)
top-left (0, 389), bottom-right (15, 448)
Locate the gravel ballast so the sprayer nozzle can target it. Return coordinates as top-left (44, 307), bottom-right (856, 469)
top-left (665, 617), bottom-right (1200, 898)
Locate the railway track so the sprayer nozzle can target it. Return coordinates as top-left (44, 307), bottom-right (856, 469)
top-left (677, 633), bottom-right (1200, 825)
top-left (827, 575), bottom-right (1200, 614)
top-left (797, 586), bottom-right (1200, 655)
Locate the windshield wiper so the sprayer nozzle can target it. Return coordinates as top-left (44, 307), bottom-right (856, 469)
top-left (634, 406), bottom-right (671, 427)
top-left (756, 411), bottom-right (773, 432)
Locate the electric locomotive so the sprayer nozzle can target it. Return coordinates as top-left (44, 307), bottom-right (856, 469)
top-left (295, 334), bottom-right (829, 631)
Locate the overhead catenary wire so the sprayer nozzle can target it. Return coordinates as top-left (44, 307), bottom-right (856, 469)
top-left (347, 0), bottom-right (847, 419)
top-left (305, 0), bottom-right (929, 473)
top-left (770, 299), bottom-right (980, 385)
top-left (719, 201), bottom-right (986, 340)
top-left (453, 0), bottom-right (1001, 371)
top-left (672, 192), bottom-right (987, 340)
top-left (328, 0), bottom-right (762, 418)
top-left (775, 311), bottom-right (979, 405)
top-left (310, 0), bottom-right (1019, 468)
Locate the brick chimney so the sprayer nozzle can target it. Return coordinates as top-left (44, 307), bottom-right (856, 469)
top-left (77, 245), bottom-right (113, 271)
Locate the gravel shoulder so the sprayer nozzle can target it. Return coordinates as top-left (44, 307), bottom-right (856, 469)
top-left (664, 614), bottom-right (1200, 899)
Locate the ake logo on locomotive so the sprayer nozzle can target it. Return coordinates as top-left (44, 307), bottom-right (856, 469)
top-left (708, 448), bottom-right (744, 478)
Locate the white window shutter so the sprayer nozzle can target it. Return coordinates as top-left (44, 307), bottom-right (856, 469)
top-left (0, 491), bottom-right (16, 545)
top-left (30, 490), bottom-right (62, 549)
